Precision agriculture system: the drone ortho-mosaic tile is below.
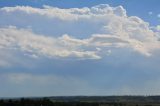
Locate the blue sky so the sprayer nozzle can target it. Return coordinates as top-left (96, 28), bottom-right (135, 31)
top-left (0, 0), bottom-right (160, 97)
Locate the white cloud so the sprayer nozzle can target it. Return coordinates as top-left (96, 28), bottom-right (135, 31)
top-left (0, 27), bottom-right (100, 60)
top-left (0, 4), bottom-right (127, 21)
top-left (0, 4), bottom-right (160, 96)
top-left (157, 25), bottom-right (160, 31)
top-left (0, 4), bottom-right (160, 67)
top-left (148, 11), bottom-right (153, 15)
top-left (157, 14), bottom-right (160, 18)
top-left (0, 26), bottom-right (159, 62)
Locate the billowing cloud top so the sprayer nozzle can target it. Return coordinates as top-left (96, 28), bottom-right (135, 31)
top-left (0, 4), bottom-right (160, 66)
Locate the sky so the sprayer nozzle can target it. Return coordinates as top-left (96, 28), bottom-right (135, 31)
top-left (0, 0), bottom-right (160, 97)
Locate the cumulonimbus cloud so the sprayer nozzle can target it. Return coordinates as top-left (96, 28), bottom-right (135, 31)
top-left (0, 4), bottom-right (160, 63)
